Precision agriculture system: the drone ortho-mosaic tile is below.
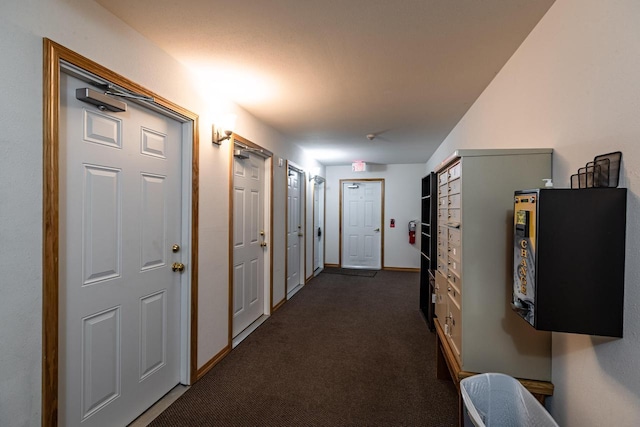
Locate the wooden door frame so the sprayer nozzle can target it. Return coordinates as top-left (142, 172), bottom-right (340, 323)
top-left (285, 161), bottom-right (306, 297)
top-left (338, 178), bottom-right (385, 269)
top-left (42, 39), bottom-right (200, 427)
top-left (227, 134), bottom-right (273, 345)
top-left (312, 177), bottom-right (326, 275)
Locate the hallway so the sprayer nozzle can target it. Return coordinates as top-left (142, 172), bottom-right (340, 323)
top-left (147, 270), bottom-right (458, 426)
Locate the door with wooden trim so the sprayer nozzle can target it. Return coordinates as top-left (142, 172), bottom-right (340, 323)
top-left (341, 180), bottom-right (383, 270)
top-left (313, 179), bottom-right (325, 274)
top-left (60, 71), bottom-right (183, 426)
top-left (287, 166), bottom-right (304, 297)
top-left (232, 149), bottom-right (267, 337)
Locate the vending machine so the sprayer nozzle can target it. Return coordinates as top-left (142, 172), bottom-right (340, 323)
top-left (512, 188), bottom-right (626, 337)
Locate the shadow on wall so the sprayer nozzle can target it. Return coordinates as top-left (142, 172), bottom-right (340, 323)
top-left (591, 188), bottom-right (640, 400)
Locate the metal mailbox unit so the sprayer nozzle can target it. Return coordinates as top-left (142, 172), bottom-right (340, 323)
top-left (433, 149), bottom-right (553, 382)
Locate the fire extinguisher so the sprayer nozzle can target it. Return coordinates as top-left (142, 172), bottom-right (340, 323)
top-left (408, 220), bottom-right (417, 244)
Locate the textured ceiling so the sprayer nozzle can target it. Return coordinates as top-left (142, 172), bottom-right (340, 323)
top-left (96, 0), bottom-right (555, 165)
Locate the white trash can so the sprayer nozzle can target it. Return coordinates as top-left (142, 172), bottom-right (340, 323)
top-left (460, 373), bottom-right (559, 427)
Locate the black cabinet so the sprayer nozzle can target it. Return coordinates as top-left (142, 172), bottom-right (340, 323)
top-left (512, 188), bottom-right (627, 337)
top-left (420, 172), bottom-right (438, 330)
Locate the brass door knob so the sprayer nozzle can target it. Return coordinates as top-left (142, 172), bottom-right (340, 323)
top-left (260, 242), bottom-right (268, 248)
top-left (172, 262), bottom-right (185, 273)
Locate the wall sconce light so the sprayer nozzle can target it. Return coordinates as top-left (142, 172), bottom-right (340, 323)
top-left (309, 174), bottom-right (324, 184)
top-left (212, 113), bottom-right (237, 145)
top-left (308, 167), bottom-right (322, 181)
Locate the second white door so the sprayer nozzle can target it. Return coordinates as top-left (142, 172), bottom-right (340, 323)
top-left (287, 167), bottom-right (303, 297)
top-left (313, 179), bottom-right (325, 274)
top-left (232, 151), bottom-right (266, 337)
top-left (341, 180), bottom-right (382, 270)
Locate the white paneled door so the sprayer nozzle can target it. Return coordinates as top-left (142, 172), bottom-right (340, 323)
top-left (287, 167), bottom-right (303, 297)
top-left (232, 151), bottom-right (266, 337)
top-left (60, 73), bottom-right (183, 426)
top-left (313, 180), bottom-right (325, 274)
top-left (341, 181), bottom-right (382, 269)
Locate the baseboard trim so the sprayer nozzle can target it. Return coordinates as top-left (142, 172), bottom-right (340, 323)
top-left (324, 263), bottom-right (339, 268)
top-left (196, 344), bottom-right (231, 380)
top-left (272, 298), bottom-right (286, 313)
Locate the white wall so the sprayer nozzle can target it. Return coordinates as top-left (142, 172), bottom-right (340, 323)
top-left (426, 0), bottom-right (640, 425)
top-left (325, 164), bottom-right (424, 269)
top-left (0, 0), bottom-right (320, 424)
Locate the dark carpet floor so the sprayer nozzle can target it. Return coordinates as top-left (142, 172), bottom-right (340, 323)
top-left (321, 267), bottom-right (377, 277)
top-left (149, 270), bottom-right (458, 426)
